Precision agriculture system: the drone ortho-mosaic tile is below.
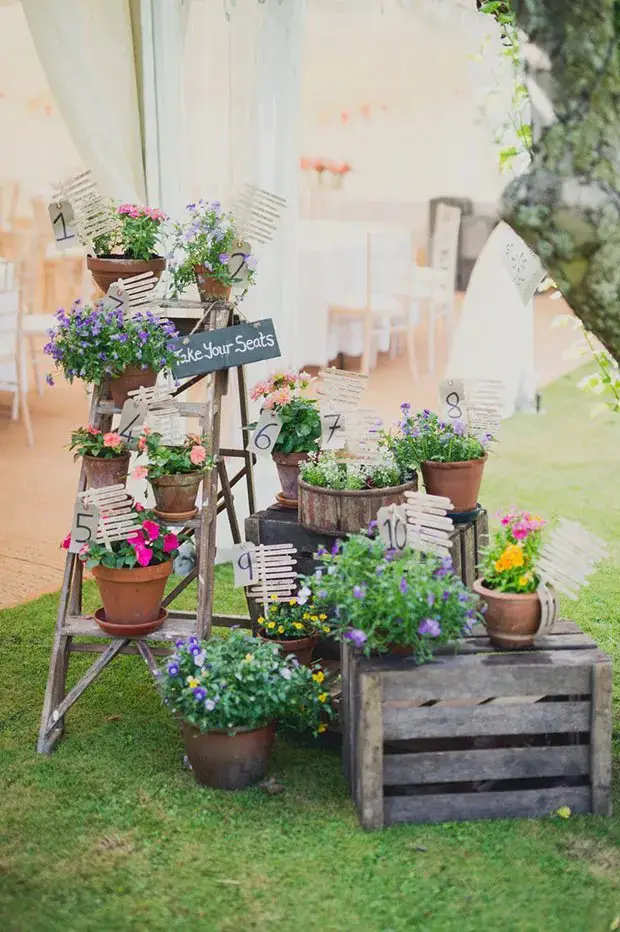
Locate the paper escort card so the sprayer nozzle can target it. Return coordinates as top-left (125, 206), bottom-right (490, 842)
top-left (498, 223), bottom-right (545, 304)
top-left (170, 319), bottom-right (281, 379)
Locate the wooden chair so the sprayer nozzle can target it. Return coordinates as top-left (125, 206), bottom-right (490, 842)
top-left (0, 258), bottom-right (34, 447)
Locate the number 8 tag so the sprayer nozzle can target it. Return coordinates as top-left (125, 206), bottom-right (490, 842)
top-left (248, 409), bottom-right (283, 458)
top-left (439, 378), bottom-right (468, 425)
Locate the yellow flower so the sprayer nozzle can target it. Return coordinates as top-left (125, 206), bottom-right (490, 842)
top-left (244, 653), bottom-right (254, 662)
top-left (303, 613), bottom-right (311, 620)
top-left (186, 677), bottom-right (199, 688)
top-left (319, 614), bottom-right (327, 621)
top-left (270, 593), bottom-right (279, 602)
top-left (323, 625), bottom-right (330, 633)
top-left (318, 692), bottom-right (328, 703)
top-left (518, 573), bottom-right (532, 588)
top-left (278, 625), bottom-right (285, 634)
top-left (257, 616), bottom-right (265, 624)
top-left (310, 615), bottom-right (319, 622)
top-left (289, 599), bottom-right (297, 606)
top-left (312, 671), bottom-right (325, 684)
top-left (318, 723), bottom-right (328, 733)
top-left (293, 622), bottom-right (303, 630)
top-left (269, 604), bottom-right (278, 614)
top-left (266, 621), bottom-right (276, 629)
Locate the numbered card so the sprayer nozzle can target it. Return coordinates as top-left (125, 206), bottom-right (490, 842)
top-left (118, 398), bottom-right (148, 442)
top-left (320, 411), bottom-right (347, 450)
top-left (248, 409), bottom-right (283, 458)
top-left (317, 367), bottom-right (368, 413)
top-left (439, 378), bottom-right (504, 440)
top-left (231, 542), bottom-right (257, 587)
top-left (377, 504), bottom-right (409, 553)
top-left (103, 282), bottom-right (128, 315)
top-left (233, 184), bottom-right (287, 245)
top-left (498, 224), bottom-right (545, 304)
top-left (68, 500), bottom-right (100, 554)
top-left (439, 377), bottom-right (468, 426)
top-left (48, 200), bottom-right (77, 249)
top-left (228, 241), bottom-right (252, 290)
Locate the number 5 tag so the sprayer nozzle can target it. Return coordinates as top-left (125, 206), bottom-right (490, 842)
top-left (248, 409), bottom-right (283, 458)
top-left (68, 501), bottom-right (100, 555)
top-left (231, 542), bottom-right (256, 587)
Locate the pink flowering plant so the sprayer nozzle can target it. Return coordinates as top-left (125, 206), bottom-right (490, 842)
top-left (133, 429), bottom-right (214, 481)
top-left (74, 504), bottom-right (184, 570)
top-left (249, 371), bottom-right (321, 455)
top-left (381, 404), bottom-right (493, 472)
top-left (68, 425), bottom-right (129, 459)
top-left (92, 202), bottom-right (167, 261)
top-left (309, 532), bottom-right (483, 659)
top-left (159, 629), bottom-right (333, 735)
top-left (479, 508), bottom-right (546, 594)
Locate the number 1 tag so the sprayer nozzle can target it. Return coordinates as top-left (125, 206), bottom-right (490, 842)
top-left (377, 504), bottom-right (408, 553)
top-left (439, 378), bottom-right (468, 425)
top-left (48, 200), bottom-right (77, 250)
top-left (320, 412), bottom-right (347, 450)
top-left (248, 409), bottom-right (283, 458)
top-left (118, 398), bottom-right (148, 439)
top-left (68, 501), bottom-right (100, 555)
top-left (231, 542), bottom-right (257, 587)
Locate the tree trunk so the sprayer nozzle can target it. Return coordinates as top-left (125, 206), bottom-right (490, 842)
top-left (501, 0), bottom-right (620, 361)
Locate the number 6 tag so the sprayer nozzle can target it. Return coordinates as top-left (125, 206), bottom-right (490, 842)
top-left (231, 542), bottom-right (256, 587)
top-left (68, 501), bottom-right (100, 555)
top-left (377, 504), bottom-right (408, 553)
top-left (248, 409), bottom-right (283, 458)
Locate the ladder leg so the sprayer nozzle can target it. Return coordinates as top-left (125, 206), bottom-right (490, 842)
top-left (37, 632), bottom-right (71, 753)
top-left (237, 364), bottom-right (256, 515)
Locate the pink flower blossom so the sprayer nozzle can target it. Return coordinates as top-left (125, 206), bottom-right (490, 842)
top-left (270, 387), bottom-right (292, 407)
top-left (249, 380), bottom-right (269, 401)
top-left (135, 544), bottom-right (153, 567)
top-left (132, 465), bottom-right (149, 480)
top-left (128, 530), bottom-right (145, 545)
top-left (86, 425), bottom-right (100, 435)
top-left (61, 533), bottom-right (71, 550)
top-left (186, 433), bottom-right (202, 445)
top-left (190, 445), bottom-right (207, 465)
top-left (134, 501), bottom-right (145, 513)
top-left (142, 519), bottom-right (160, 541)
top-left (103, 432), bottom-right (123, 448)
top-left (163, 532), bottom-right (179, 553)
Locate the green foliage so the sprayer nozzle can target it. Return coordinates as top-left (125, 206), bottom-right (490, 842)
top-left (257, 594), bottom-right (331, 640)
top-left (299, 449), bottom-right (404, 490)
top-left (137, 430), bottom-right (214, 480)
top-left (380, 405), bottom-right (491, 469)
top-left (273, 397), bottom-right (322, 455)
top-left (309, 534), bottom-right (483, 659)
top-left (92, 203), bottom-right (166, 261)
top-left (159, 630), bottom-right (333, 735)
top-left (479, 508), bottom-right (545, 593)
top-left (68, 425), bottom-right (129, 459)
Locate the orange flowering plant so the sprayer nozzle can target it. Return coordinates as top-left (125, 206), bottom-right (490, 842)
top-left (479, 509), bottom-right (546, 594)
top-left (68, 425), bottom-right (129, 459)
top-left (132, 429), bottom-right (214, 481)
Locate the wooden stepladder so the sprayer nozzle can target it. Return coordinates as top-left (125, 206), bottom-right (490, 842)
top-left (37, 300), bottom-right (256, 754)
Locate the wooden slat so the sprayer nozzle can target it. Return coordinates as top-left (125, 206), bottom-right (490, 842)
top-left (62, 614), bottom-right (197, 639)
top-left (357, 672), bottom-right (384, 830)
top-left (49, 639), bottom-right (129, 725)
top-left (382, 700), bottom-right (591, 741)
top-left (590, 660), bottom-right (613, 816)
top-left (474, 509), bottom-right (489, 571)
top-left (341, 639), bottom-right (351, 786)
top-left (442, 633), bottom-right (597, 654)
top-left (384, 786), bottom-right (592, 825)
top-left (383, 745), bottom-right (590, 785)
top-left (467, 619), bottom-right (581, 638)
top-left (380, 649), bottom-right (596, 701)
top-left (460, 523), bottom-right (476, 587)
top-left (450, 524), bottom-right (463, 582)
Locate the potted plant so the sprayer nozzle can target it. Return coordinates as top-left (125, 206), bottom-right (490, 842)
top-left (474, 508), bottom-right (549, 649)
top-left (298, 450), bottom-right (417, 535)
top-left (86, 202), bottom-right (167, 292)
top-left (168, 200), bottom-right (257, 301)
top-left (44, 300), bottom-right (180, 405)
top-left (69, 425), bottom-right (131, 489)
top-left (311, 531), bottom-right (483, 659)
top-left (133, 429), bottom-right (214, 520)
top-left (382, 404), bottom-right (493, 513)
top-left (75, 503), bottom-right (182, 636)
top-left (159, 629), bottom-right (333, 789)
top-left (250, 371), bottom-right (321, 507)
top-left (256, 589), bottom-right (331, 665)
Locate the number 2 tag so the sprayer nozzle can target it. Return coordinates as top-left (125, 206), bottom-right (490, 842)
top-left (377, 504), bottom-right (408, 553)
top-left (48, 200), bottom-right (77, 250)
top-left (68, 501), bottom-right (100, 555)
top-left (320, 412), bottom-right (347, 450)
top-left (248, 409), bottom-right (283, 458)
top-left (231, 542), bottom-right (256, 587)
top-left (228, 241), bottom-right (252, 290)
top-left (439, 378), bottom-right (468, 425)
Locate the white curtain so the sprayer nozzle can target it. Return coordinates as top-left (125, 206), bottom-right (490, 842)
top-left (21, 0), bottom-right (146, 203)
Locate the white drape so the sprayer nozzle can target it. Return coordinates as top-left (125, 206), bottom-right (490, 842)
top-left (21, 0), bottom-right (146, 203)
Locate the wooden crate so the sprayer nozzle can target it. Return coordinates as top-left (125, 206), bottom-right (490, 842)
top-left (341, 620), bottom-right (613, 829)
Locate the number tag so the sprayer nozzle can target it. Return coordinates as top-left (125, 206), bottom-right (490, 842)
top-left (118, 398), bottom-right (148, 440)
top-left (48, 200), bottom-right (77, 250)
top-left (68, 501), bottom-right (100, 554)
top-left (377, 504), bottom-right (408, 553)
top-left (320, 412), bottom-right (347, 450)
top-left (248, 409), bottom-right (283, 458)
top-left (231, 542), bottom-right (257, 587)
top-left (228, 241), bottom-right (252, 290)
top-left (102, 282), bottom-right (128, 314)
top-left (439, 378), bottom-right (468, 426)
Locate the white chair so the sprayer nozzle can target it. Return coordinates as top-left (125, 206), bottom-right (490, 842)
top-left (0, 259), bottom-right (34, 446)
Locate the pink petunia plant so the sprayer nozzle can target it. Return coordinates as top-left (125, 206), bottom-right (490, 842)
top-left (92, 201), bottom-right (167, 262)
top-left (77, 502), bottom-right (183, 571)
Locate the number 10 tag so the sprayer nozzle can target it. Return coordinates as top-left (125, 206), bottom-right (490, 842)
top-left (248, 409), bottom-right (283, 458)
top-left (68, 501), bottom-right (100, 555)
top-left (377, 504), bottom-right (408, 553)
top-left (231, 542), bottom-right (256, 587)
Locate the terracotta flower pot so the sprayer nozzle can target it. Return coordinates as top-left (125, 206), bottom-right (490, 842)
top-left (258, 631), bottom-right (318, 666)
top-left (473, 578), bottom-right (541, 649)
top-left (272, 451), bottom-right (310, 506)
top-left (193, 265), bottom-right (232, 302)
top-left (83, 453), bottom-right (130, 490)
top-left (91, 560), bottom-right (172, 629)
top-left (150, 472), bottom-right (202, 521)
top-left (87, 256), bottom-right (166, 294)
top-left (421, 455), bottom-right (487, 513)
top-left (108, 366), bottom-right (157, 407)
top-left (182, 722), bottom-right (276, 789)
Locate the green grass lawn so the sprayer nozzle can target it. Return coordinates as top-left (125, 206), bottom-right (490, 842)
top-left (1, 367), bottom-right (619, 932)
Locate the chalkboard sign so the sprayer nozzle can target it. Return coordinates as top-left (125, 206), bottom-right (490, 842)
top-left (169, 318), bottom-right (281, 379)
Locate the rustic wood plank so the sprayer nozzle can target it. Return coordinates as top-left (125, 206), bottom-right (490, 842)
top-left (383, 745), bottom-right (590, 785)
top-left (380, 649), bottom-right (595, 701)
top-left (357, 672), bottom-right (384, 830)
top-left (384, 786), bottom-right (592, 825)
top-left (70, 642), bottom-right (172, 657)
top-left (47, 638), bottom-right (129, 727)
top-left (442, 633), bottom-right (597, 654)
top-left (136, 641), bottom-right (161, 679)
top-left (237, 365), bottom-right (256, 516)
top-left (63, 613), bottom-right (197, 639)
top-left (450, 525), bottom-right (463, 582)
top-left (460, 523), bottom-right (476, 587)
top-left (468, 619), bottom-right (580, 638)
top-left (245, 508), bottom-right (336, 553)
top-left (382, 700), bottom-right (591, 741)
top-left (218, 458), bottom-right (241, 544)
top-left (590, 659), bottom-right (613, 816)
top-left (341, 639), bottom-right (352, 786)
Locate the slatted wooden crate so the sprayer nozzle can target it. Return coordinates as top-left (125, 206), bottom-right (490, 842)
top-left (341, 620), bottom-right (612, 829)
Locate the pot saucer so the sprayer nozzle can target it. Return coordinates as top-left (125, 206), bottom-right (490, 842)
top-left (275, 492), bottom-right (298, 510)
top-left (450, 502), bottom-right (482, 525)
top-left (93, 606), bottom-right (168, 637)
top-left (153, 507), bottom-right (199, 523)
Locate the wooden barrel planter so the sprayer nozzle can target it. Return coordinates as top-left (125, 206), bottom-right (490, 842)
top-left (298, 476), bottom-right (418, 536)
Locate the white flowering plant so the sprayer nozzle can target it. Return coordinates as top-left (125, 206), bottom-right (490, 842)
top-left (159, 629), bottom-right (333, 735)
top-left (299, 450), bottom-right (404, 490)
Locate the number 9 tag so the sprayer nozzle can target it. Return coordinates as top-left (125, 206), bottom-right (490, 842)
top-left (248, 409), bottom-right (283, 458)
top-left (68, 501), bottom-right (100, 555)
top-left (377, 504), bottom-right (408, 554)
top-left (231, 542), bottom-right (257, 587)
